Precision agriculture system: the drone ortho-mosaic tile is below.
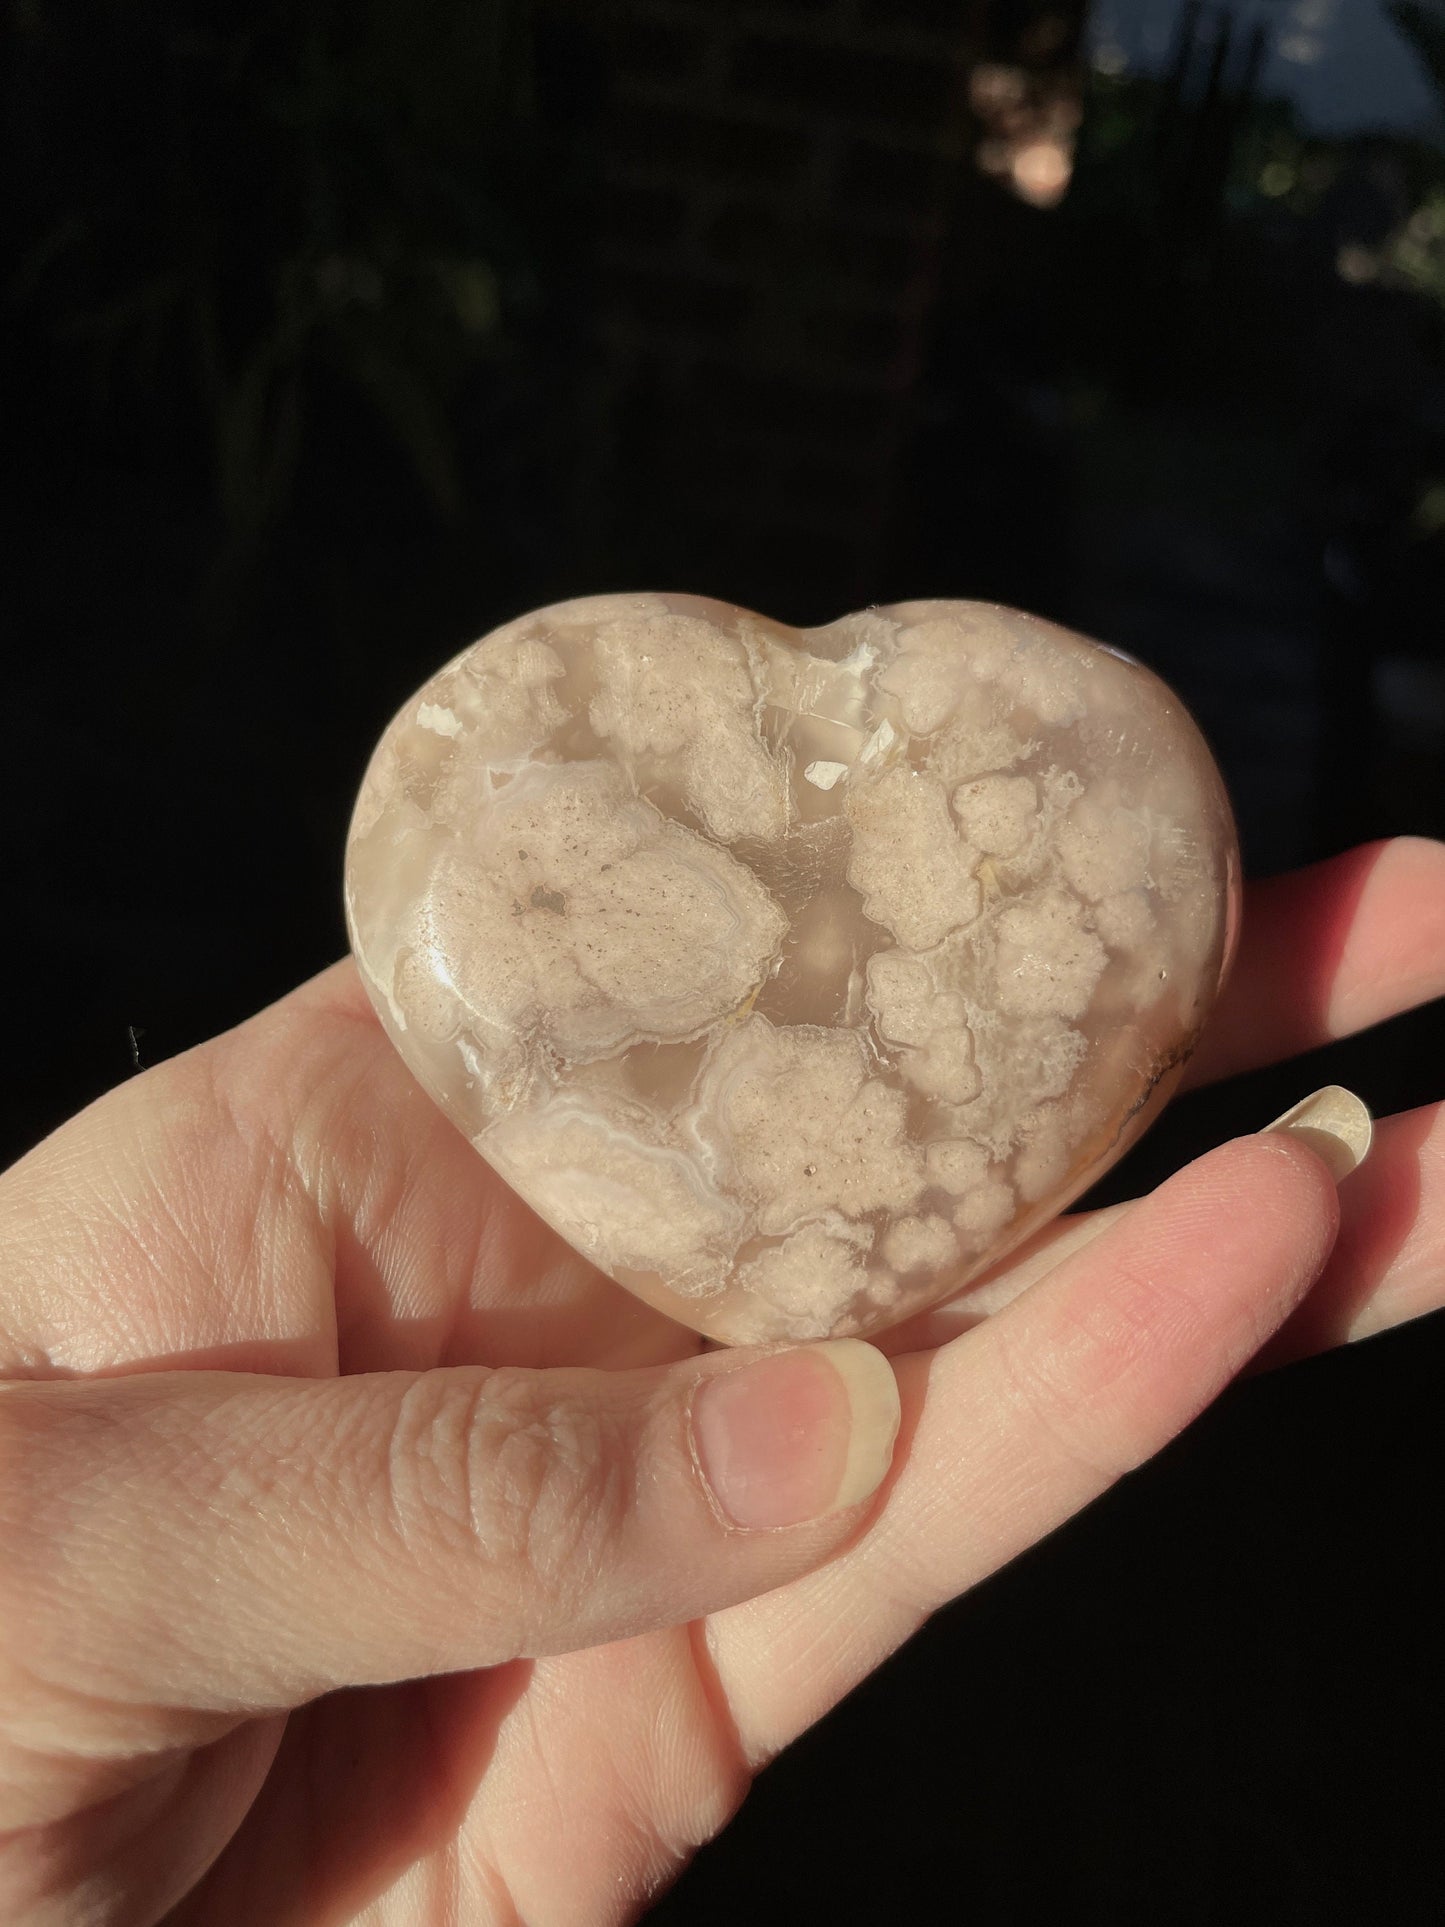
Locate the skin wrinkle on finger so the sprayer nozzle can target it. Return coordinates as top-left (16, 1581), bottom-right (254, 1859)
top-left (0, 1051), bottom-right (336, 1384)
top-left (464, 1639), bottom-right (748, 1926)
top-left (0, 1352), bottom-right (888, 1744)
top-left (245, 970), bottom-right (695, 1376)
top-left (0, 961), bottom-right (650, 1384)
top-left (215, 995), bottom-right (481, 1367)
top-left (987, 1250), bottom-right (1210, 1488)
top-left (539, 1677), bottom-right (699, 1912)
top-left (0, 1716), bottom-right (286, 1927)
top-left (972, 1135), bottom-right (1337, 1495)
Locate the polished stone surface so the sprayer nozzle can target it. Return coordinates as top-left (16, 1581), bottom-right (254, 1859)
top-left (345, 594), bottom-right (1240, 1343)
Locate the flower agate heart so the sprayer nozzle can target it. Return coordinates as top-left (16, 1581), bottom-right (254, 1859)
top-left (345, 594), bottom-right (1240, 1344)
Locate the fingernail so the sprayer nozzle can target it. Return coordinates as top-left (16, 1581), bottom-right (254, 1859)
top-left (1264, 1085), bottom-right (1374, 1181)
top-left (691, 1339), bottom-right (901, 1530)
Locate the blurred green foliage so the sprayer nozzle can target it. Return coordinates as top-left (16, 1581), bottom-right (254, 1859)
top-left (8, 0), bottom-right (534, 564)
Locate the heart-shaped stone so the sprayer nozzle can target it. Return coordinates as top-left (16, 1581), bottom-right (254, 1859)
top-left (345, 594), bottom-right (1240, 1344)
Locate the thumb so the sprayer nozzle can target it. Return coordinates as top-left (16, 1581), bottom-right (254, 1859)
top-left (0, 1341), bottom-right (897, 1720)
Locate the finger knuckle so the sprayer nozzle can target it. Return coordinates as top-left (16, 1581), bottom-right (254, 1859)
top-left (992, 1304), bottom-right (1147, 1486)
top-left (996, 1247), bottom-right (1225, 1484)
top-left (387, 1370), bottom-right (633, 1623)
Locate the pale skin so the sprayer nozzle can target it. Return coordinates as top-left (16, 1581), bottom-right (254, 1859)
top-left (1, 837), bottom-right (1443, 1926)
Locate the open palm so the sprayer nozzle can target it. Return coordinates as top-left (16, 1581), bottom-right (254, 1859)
top-left (1, 838), bottom-right (1442, 1926)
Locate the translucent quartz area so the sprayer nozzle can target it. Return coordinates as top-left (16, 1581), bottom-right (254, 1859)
top-left (345, 594), bottom-right (1241, 1344)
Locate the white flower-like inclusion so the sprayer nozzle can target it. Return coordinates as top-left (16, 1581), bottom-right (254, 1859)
top-left (346, 592), bottom-right (1239, 1345)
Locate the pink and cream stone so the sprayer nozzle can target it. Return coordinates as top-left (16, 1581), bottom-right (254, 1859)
top-left (345, 594), bottom-right (1240, 1344)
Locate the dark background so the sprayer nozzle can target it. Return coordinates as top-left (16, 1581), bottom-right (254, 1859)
top-left (5, 1), bottom-right (1444, 1920)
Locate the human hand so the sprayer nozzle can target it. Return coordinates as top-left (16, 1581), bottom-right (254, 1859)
top-left (1, 837), bottom-right (1441, 1926)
